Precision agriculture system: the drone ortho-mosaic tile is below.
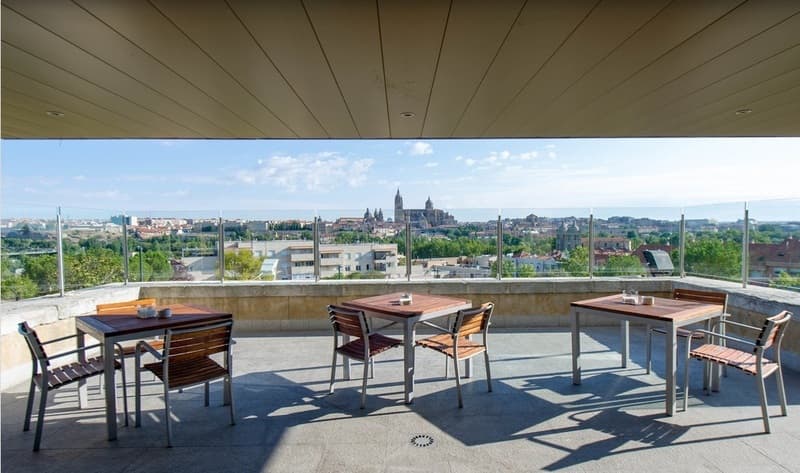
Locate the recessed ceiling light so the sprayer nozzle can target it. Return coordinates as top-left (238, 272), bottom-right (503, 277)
top-left (46, 110), bottom-right (65, 117)
top-left (399, 112), bottom-right (415, 118)
top-left (735, 108), bottom-right (752, 115)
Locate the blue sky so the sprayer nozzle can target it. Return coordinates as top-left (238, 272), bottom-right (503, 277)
top-left (2, 138), bottom-right (799, 220)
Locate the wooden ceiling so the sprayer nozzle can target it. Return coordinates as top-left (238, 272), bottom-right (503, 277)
top-left (2, 0), bottom-right (800, 139)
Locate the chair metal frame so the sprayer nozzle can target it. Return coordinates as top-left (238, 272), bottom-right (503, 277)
top-left (134, 319), bottom-right (235, 447)
top-left (683, 311), bottom-right (792, 433)
top-left (416, 302), bottom-right (494, 408)
top-left (327, 304), bottom-right (402, 409)
top-left (18, 321), bottom-right (128, 451)
top-left (645, 289), bottom-right (729, 375)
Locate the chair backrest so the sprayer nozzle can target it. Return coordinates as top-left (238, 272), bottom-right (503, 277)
top-left (673, 289), bottom-right (727, 311)
top-left (18, 322), bottom-right (48, 366)
top-left (327, 305), bottom-right (369, 339)
top-left (163, 320), bottom-right (233, 362)
top-left (755, 311), bottom-right (792, 352)
top-left (96, 298), bottom-right (157, 314)
top-left (453, 302), bottom-right (494, 338)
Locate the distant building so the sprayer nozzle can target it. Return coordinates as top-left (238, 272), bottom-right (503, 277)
top-left (556, 221), bottom-right (582, 251)
top-left (393, 189), bottom-right (456, 228)
top-left (750, 237), bottom-right (800, 280)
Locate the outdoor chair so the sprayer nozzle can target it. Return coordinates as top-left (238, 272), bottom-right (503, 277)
top-left (18, 321), bottom-right (128, 451)
top-left (646, 289), bottom-right (728, 376)
top-left (327, 304), bottom-right (402, 409)
top-left (134, 319), bottom-right (235, 447)
top-left (416, 302), bottom-right (494, 408)
top-left (683, 310), bottom-right (792, 433)
top-left (97, 298), bottom-right (164, 356)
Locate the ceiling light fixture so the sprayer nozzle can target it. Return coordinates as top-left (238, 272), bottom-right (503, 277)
top-left (45, 110), bottom-right (65, 117)
top-left (735, 108), bottom-right (752, 116)
top-left (399, 112), bottom-right (415, 118)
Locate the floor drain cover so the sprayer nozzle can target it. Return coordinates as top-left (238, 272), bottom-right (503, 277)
top-left (410, 434), bottom-right (434, 448)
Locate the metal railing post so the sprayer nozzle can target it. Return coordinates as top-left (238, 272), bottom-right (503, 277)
top-left (218, 216), bottom-right (225, 283)
top-left (122, 214), bottom-right (129, 284)
top-left (56, 207), bottom-right (65, 296)
top-left (742, 202), bottom-right (749, 288)
top-left (313, 217), bottom-right (320, 282)
top-left (679, 212), bottom-right (686, 278)
top-left (588, 213), bottom-right (594, 279)
top-left (496, 214), bottom-right (503, 280)
top-left (405, 212), bottom-right (411, 281)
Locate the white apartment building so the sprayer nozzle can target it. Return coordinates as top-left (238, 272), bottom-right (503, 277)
top-left (228, 240), bottom-right (401, 280)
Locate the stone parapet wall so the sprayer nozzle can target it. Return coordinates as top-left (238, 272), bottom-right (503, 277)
top-left (2, 277), bottom-right (797, 389)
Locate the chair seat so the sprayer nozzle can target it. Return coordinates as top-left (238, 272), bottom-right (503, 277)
top-left (652, 327), bottom-right (705, 339)
top-left (416, 334), bottom-right (486, 360)
top-left (336, 333), bottom-right (402, 361)
top-left (690, 344), bottom-right (779, 377)
top-left (118, 339), bottom-right (165, 356)
top-left (36, 357), bottom-right (121, 390)
top-left (144, 356), bottom-right (228, 390)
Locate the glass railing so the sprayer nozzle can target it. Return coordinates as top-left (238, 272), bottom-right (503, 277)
top-left (1, 204), bottom-right (60, 299)
top-left (747, 198), bottom-right (800, 291)
top-left (3, 199), bottom-right (799, 299)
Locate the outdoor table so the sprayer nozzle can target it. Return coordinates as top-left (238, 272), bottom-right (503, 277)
top-left (570, 294), bottom-right (724, 416)
top-left (75, 303), bottom-right (232, 441)
top-left (343, 293), bottom-right (472, 404)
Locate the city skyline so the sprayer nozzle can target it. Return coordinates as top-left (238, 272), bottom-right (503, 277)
top-left (2, 138), bottom-right (799, 220)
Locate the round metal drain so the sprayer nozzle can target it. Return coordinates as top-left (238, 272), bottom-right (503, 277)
top-left (410, 434), bottom-right (434, 448)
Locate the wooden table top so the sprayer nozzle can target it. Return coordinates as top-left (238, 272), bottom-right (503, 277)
top-left (75, 303), bottom-right (232, 337)
top-left (343, 293), bottom-right (471, 318)
top-left (571, 294), bottom-right (723, 323)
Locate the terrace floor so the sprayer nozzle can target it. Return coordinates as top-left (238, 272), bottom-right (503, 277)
top-left (2, 327), bottom-right (799, 473)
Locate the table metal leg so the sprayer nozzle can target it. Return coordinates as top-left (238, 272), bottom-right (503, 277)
top-left (77, 331), bottom-right (88, 408)
top-left (404, 320), bottom-right (416, 403)
top-left (665, 325), bottom-right (677, 416)
top-left (620, 320), bottom-right (629, 368)
top-left (103, 338), bottom-right (118, 440)
top-left (571, 309), bottom-right (581, 385)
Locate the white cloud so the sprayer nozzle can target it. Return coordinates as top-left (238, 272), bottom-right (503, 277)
top-left (455, 155), bottom-right (463, 161)
top-left (72, 175), bottom-right (87, 181)
top-left (408, 141), bottom-right (433, 155)
top-left (464, 158), bottom-right (476, 167)
top-left (234, 152), bottom-right (374, 192)
top-left (548, 151), bottom-right (557, 159)
top-left (424, 162), bottom-right (439, 168)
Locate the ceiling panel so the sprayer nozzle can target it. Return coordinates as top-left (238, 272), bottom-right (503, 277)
top-left (2, 0), bottom-right (799, 139)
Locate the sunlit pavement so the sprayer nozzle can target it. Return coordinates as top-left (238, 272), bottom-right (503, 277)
top-left (3, 327), bottom-right (799, 473)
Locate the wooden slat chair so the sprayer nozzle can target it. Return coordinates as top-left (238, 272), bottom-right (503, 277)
top-left (646, 289), bottom-right (728, 375)
top-left (683, 310), bottom-right (792, 433)
top-left (416, 302), bottom-right (494, 408)
top-left (327, 305), bottom-right (402, 409)
top-left (134, 320), bottom-right (235, 447)
top-left (18, 321), bottom-right (128, 451)
top-left (96, 298), bottom-right (165, 356)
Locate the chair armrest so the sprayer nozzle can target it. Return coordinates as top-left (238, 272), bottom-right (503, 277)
top-left (418, 320), bottom-right (452, 335)
top-left (689, 329), bottom-right (757, 348)
top-left (45, 343), bottom-right (103, 360)
top-left (717, 319), bottom-right (761, 332)
top-left (136, 340), bottom-right (163, 360)
top-left (40, 333), bottom-right (81, 345)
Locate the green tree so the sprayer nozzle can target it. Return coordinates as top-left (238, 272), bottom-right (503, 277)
top-left (64, 248), bottom-right (124, 289)
top-left (771, 272), bottom-right (800, 289)
top-left (490, 259), bottom-right (514, 277)
top-left (224, 249), bottom-right (264, 280)
top-left (21, 254), bottom-right (59, 293)
top-left (563, 246), bottom-right (589, 276)
top-left (145, 251), bottom-right (172, 281)
top-left (684, 238), bottom-right (741, 279)
top-left (599, 255), bottom-right (646, 276)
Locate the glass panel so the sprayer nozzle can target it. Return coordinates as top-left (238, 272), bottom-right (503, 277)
top-left (1, 204), bottom-right (60, 300)
top-left (747, 198), bottom-right (800, 291)
top-left (130, 210), bottom-right (223, 282)
top-left (590, 205), bottom-right (682, 277)
top-left (223, 209), bottom-right (316, 282)
top-left (682, 201), bottom-right (744, 282)
top-left (60, 206), bottom-right (126, 292)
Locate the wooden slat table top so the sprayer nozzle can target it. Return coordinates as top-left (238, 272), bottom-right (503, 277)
top-left (571, 294), bottom-right (723, 323)
top-left (343, 293), bottom-right (471, 318)
top-left (75, 303), bottom-right (232, 337)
